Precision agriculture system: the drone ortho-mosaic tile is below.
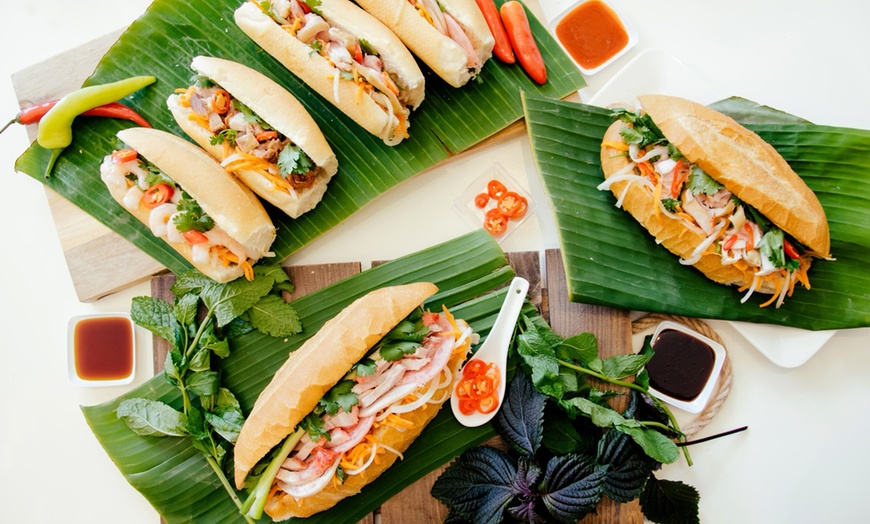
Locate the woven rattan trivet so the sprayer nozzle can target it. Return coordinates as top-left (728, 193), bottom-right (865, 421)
top-left (632, 313), bottom-right (733, 438)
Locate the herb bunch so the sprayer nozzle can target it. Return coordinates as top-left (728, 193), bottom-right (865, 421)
top-left (116, 264), bottom-right (303, 523)
top-left (432, 316), bottom-right (701, 524)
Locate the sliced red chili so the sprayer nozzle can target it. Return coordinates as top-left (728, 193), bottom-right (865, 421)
top-left (487, 179), bottom-right (507, 199)
top-left (472, 376), bottom-right (495, 398)
top-left (210, 89), bottom-right (231, 114)
top-left (496, 191), bottom-right (528, 218)
top-left (744, 223), bottom-right (755, 251)
top-left (477, 395), bottom-right (499, 414)
top-left (671, 159), bottom-right (689, 198)
top-left (483, 208), bottom-right (509, 236)
top-left (143, 184), bottom-right (174, 209)
top-left (474, 193), bottom-right (490, 209)
top-left (462, 359), bottom-right (488, 378)
top-left (722, 234), bottom-right (738, 252)
top-left (783, 239), bottom-right (800, 260)
top-left (455, 379), bottom-right (477, 400)
top-left (111, 148), bottom-right (138, 164)
top-left (353, 43), bottom-right (364, 64)
top-left (458, 398), bottom-right (479, 416)
top-left (183, 230), bottom-right (209, 245)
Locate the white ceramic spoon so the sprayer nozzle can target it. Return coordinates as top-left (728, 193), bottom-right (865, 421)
top-left (451, 276), bottom-right (529, 427)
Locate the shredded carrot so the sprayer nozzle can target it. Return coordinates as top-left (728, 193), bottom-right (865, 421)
top-left (601, 140), bottom-right (629, 151)
top-left (187, 112), bottom-right (209, 129)
top-left (758, 275), bottom-right (784, 308)
top-left (384, 414), bottom-right (415, 430)
top-left (177, 86), bottom-right (196, 107)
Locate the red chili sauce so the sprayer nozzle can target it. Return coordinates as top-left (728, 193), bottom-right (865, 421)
top-left (554, 0), bottom-right (629, 70)
top-left (646, 329), bottom-right (715, 401)
top-left (74, 316), bottom-right (134, 381)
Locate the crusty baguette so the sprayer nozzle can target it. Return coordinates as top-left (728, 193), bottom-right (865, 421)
top-left (355, 0), bottom-right (494, 88)
top-left (110, 128), bottom-right (276, 283)
top-left (234, 0), bottom-right (425, 145)
top-left (167, 56), bottom-right (338, 219)
top-left (637, 94), bottom-right (830, 256)
top-left (233, 282), bottom-right (439, 489)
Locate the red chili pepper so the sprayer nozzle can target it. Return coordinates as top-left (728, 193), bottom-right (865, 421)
top-left (722, 234), bottom-right (738, 252)
top-left (483, 208), bottom-right (509, 235)
top-left (0, 99), bottom-right (151, 136)
top-left (783, 239), bottom-right (800, 260)
top-left (744, 223), bottom-right (755, 251)
top-left (183, 230), bottom-right (210, 245)
top-left (143, 184), bottom-right (174, 209)
top-left (475, 0), bottom-right (515, 64)
top-left (112, 148), bottom-right (139, 164)
top-left (671, 159), bottom-right (689, 198)
top-left (474, 192), bottom-right (490, 209)
top-left (497, 191), bottom-right (528, 218)
top-left (463, 358), bottom-right (488, 378)
top-left (500, 1), bottom-right (547, 85)
top-left (487, 179), bottom-right (507, 199)
top-left (353, 43), bottom-right (364, 64)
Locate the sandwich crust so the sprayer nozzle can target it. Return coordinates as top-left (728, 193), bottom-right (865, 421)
top-left (234, 0), bottom-right (424, 145)
top-left (637, 94), bottom-right (830, 256)
top-left (355, 0), bottom-right (494, 88)
top-left (111, 128), bottom-right (276, 282)
top-left (167, 56), bottom-right (338, 218)
top-left (233, 282), bottom-right (439, 489)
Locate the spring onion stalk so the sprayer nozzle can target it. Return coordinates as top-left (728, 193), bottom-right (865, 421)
top-left (243, 428), bottom-right (306, 519)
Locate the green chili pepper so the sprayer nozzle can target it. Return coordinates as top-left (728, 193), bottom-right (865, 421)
top-left (37, 75), bottom-right (156, 177)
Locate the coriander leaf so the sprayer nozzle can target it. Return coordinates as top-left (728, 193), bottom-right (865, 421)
top-left (116, 398), bottom-right (188, 437)
top-left (686, 167), bottom-right (724, 195)
top-left (600, 354), bottom-right (653, 380)
top-left (556, 332), bottom-right (597, 365)
top-left (131, 296), bottom-right (177, 344)
top-left (300, 413), bottom-right (329, 442)
top-left (248, 294), bottom-right (302, 338)
top-left (619, 126), bottom-right (644, 145)
top-left (205, 388), bottom-right (245, 444)
top-left (173, 192), bottom-right (214, 233)
top-left (174, 292), bottom-right (199, 327)
top-left (277, 144), bottom-right (315, 177)
top-left (209, 128), bottom-right (238, 147)
top-left (187, 370), bottom-right (220, 397)
top-left (170, 269), bottom-right (212, 297)
top-left (318, 380), bottom-right (359, 416)
top-left (353, 358), bottom-right (377, 377)
top-left (661, 198), bottom-right (680, 213)
top-left (231, 99), bottom-right (272, 130)
top-left (540, 454), bottom-right (606, 523)
top-left (493, 372), bottom-right (544, 457)
top-left (596, 430), bottom-right (656, 502)
top-left (639, 475), bottom-right (700, 524)
top-left (201, 276), bottom-right (274, 327)
top-left (431, 446), bottom-right (518, 524)
top-left (379, 340), bottom-right (420, 361)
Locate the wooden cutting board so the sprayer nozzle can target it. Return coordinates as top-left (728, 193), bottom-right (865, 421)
top-left (11, 1), bottom-right (559, 303)
top-left (149, 249), bottom-right (642, 523)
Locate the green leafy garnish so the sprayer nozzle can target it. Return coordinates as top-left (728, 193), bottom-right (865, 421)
top-left (232, 99), bottom-right (273, 131)
top-left (686, 167), bottom-right (724, 195)
top-left (611, 108), bottom-right (667, 149)
top-left (317, 379), bottom-right (360, 417)
top-left (118, 265), bottom-right (304, 524)
top-left (173, 191), bottom-right (215, 233)
top-left (277, 144), bottom-right (316, 177)
top-left (358, 38), bottom-right (378, 57)
top-left (661, 198), bottom-right (680, 213)
top-left (210, 128), bottom-right (238, 147)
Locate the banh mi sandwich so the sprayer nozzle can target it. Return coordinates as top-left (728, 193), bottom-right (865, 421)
top-left (354, 0), bottom-right (494, 88)
top-left (235, 0), bottom-right (426, 146)
top-left (100, 128), bottom-right (276, 283)
top-left (167, 56), bottom-right (338, 219)
top-left (234, 282), bottom-right (476, 520)
top-left (599, 94), bottom-right (832, 308)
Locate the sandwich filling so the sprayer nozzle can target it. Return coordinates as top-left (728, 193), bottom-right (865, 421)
top-left (405, 0), bottom-right (481, 72)
top-left (251, 0), bottom-right (412, 143)
top-left (100, 148), bottom-right (262, 280)
top-left (170, 76), bottom-right (321, 198)
top-left (244, 305), bottom-right (475, 511)
top-left (599, 108), bottom-right (816, 308)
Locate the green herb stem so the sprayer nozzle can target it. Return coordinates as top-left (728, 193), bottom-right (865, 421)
top-left (557, 358), bottom-right (693, 466)
top-left (204, 454), bottom-right (256, 524)
top-left (244, 428), bottom-right (305, 519)
top-left (186, 311), bottom-right (216, 359)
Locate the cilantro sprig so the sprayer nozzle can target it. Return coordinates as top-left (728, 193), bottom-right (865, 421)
top-left (117, 265), bottom-right (302, 523)
top-left (612, 108), bottom-right (669, 150)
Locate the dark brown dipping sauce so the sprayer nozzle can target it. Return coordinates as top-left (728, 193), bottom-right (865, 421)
top-left (74, 316), bottom-right (134, 381)
top-left (647, 329), bottom-right (715, 401)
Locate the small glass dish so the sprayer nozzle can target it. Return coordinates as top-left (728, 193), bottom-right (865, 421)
top-left (453, 163), bottom-right (535, 243)
top-left (550, 0), bottom-right (638, 76)
top-left (68, 313), bottom-right (136, 387)
top-left (646, 321), bottom-right (725, 413)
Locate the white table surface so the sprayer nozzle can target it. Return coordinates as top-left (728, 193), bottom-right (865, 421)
top-left (1, 1), bottom-right (868, 522)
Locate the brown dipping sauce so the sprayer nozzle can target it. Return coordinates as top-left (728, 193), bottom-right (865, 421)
top-left (647, 329), bottom-right (715, 401)
top-left (554, 0), bottom-right (629, 70)
top-left (74, 316), bottom-right (134, 381)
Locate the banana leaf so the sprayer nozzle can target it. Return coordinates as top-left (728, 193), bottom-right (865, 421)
top-left (14, 0), bottom-right (584, 275)
top-left (523, 91), bottom-right (870, 330)
top-left (81, 229), bottom-right (545, 523)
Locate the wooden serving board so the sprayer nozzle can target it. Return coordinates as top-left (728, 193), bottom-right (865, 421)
top-left (149, 250), bottom-right (642, 523)
top-left (11, 2), bottom-right (557, 303)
